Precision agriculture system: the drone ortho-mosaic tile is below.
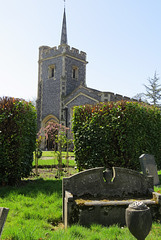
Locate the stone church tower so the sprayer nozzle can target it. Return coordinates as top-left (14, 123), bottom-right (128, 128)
top-left (37, 8), bottom-right (88, 130)
top-left (37, 7), bottom-right (132, 135)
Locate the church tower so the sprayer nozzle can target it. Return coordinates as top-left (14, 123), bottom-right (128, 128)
top-left (36, 7), bottom-right (87, 130)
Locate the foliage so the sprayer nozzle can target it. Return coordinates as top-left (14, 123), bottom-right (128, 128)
top-left (40, 122), bottom-right (59, 150)
top-left (38, 123), bottom-right (73, 177)
top-left (0, 97), bottom-right (37, 185)
top-left (72, 101), bottom-right (161, 171)
top-left (144, 71), bottom-right (161, 106)
top-left (34, 137), bottom-right (43, 176)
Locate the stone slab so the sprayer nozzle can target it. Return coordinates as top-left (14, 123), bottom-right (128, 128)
top-left (139, 154), bottom-right (160, 186)
top-left (0, 207), bottom-right (9, 237)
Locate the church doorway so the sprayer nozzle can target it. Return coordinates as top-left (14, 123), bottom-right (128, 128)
top-left (41, 115), bottom-right (59, 150)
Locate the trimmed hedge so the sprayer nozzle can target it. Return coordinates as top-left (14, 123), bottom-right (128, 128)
top-left (72, 101), bottom-right (161, 171)
top-left (0, 97), bottom-right (37, 185)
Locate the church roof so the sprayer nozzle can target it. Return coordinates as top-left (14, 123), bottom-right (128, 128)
top-left (60, 8), bottom-right (68, 45)
top-left (64, 84), bottom-right (101, 106)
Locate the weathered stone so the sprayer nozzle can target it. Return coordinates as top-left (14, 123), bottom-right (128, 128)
top-left (62, 167), bottom-right (161, 228)
top-left (0, 208), bottom-right (9, 237)
top-left (139, 154), bottom-right (160, 186)
top-left (126, 201), bottom-right (152, 240)
top-left (63, 167), bottom-right (153, 200)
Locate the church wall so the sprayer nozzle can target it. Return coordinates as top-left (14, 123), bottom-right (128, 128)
top-left (65, 56), bottom-right (86, 95)
top-left (36, 81), bottom-right (42, 129)
top-left (41, 56), bottom-right (62, 121)
top-left (64, 87), bottom-right (101, 106)
top-left (66, 95), bottom-right (98, 128)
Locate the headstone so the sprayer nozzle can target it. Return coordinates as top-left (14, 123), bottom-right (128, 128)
top-left (0, 208), bottom-right (9, 237)
top-left (139, 154), bottom-right (160, 186)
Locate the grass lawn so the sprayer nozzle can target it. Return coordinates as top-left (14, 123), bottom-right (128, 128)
top-left (33, 151), bottom-right (76, 168)
top-left (41, 151), bottom-right (75, 157)
top-left (1, 160), bottom-right (161, 239)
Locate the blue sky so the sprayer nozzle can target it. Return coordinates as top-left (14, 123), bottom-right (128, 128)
top-left (0, 0), bottom-right (161, 101)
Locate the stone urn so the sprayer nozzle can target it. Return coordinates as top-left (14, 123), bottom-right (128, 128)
top-left (125, 201), bottom-right (152, 240)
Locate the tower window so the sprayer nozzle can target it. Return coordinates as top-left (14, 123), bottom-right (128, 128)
top-left (72, 66), bottom-right (78, 79)
top-left (48, 65), bottom-right (55, 79)
top-left (73, 69), bottom-right (76, 78)
top-left (51, 68), bottom-right (54, 77)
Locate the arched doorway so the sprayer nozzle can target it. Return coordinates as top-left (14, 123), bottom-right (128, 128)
top-left (41, 115), bottom-right (59, 150)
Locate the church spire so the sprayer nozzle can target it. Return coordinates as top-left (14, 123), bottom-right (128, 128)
top-left (60, 6), bottom-right (68, 45)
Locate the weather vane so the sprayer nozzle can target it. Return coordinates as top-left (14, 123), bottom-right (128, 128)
top-left (64, 0), bottom-right (66, 8)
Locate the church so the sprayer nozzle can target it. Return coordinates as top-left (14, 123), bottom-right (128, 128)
top-left (36, 8), bottom-right (132, 132)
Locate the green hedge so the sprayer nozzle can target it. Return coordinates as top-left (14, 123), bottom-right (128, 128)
top-left (72, 101), bottom-right (161, 171)
top-left (0, 97), bottom-right (37, 185)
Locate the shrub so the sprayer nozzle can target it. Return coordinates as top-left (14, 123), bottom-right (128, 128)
top-left (0, 97), bottom-right (37, 185)
top-left (72, 101), bottom-right (161, 171)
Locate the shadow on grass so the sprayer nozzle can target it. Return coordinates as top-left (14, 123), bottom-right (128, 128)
top-left (0, 178), bottom-right (62, 198)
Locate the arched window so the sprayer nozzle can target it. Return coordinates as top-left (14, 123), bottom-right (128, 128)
top-left (72, 66), bottom-right (78, 79)
top-left (48, 65), bottom-right (55, 79)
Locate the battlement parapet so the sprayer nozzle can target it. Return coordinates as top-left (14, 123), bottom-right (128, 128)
top-left (115, 94), bottom-right (123, 98)
top-left (80, 51), bottom-right (86, 57)
top-left (101, 92), bottom-right (114, 96)
top-left (71, 47), bottom-right (79, 54)
top-left (58, 45), bottom-right (70, 51)
top-left (39, 44), bottom-right (87, 61)
top-left (100, 91), bottom-right (134, 102)
top-left (114, 94), bottom-right (132, 101)
top-left (124, 96), bottom-right (132, 101)
top-left (60, 45), bottom-right (87, 61)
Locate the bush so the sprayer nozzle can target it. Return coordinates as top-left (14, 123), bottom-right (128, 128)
top-left (72, 101), bottom-right (161, 171)
top-left (0, 97), bottom-right (37, 185)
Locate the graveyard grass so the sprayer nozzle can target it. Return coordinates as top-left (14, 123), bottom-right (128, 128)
top-left (1, 152), bottom-right (161, 240)
top-left (33, 151), bottom-right (76, 167)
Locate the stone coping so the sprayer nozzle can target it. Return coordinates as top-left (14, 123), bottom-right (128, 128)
top-left (75, 199), bottom-right (156, 206)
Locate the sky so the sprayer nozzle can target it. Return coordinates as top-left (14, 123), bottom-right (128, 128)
top-left (0, 0), bottom-right (161, 101)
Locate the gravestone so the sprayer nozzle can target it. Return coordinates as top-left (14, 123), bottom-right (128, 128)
top-left (139, 154), bottom-right (160, 186)
top-left (0, 208), bottom-right (9, 237)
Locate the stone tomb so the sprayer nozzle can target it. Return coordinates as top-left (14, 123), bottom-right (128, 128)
top-left (62, 167), bottom-right (161, 228)
top-left (139, 154), bottom-right (160, 186)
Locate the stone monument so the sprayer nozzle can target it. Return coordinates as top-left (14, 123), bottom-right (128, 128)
top-left (126, 201), bottom-right (152, 240)
top-left (139, 154), bottom-right (160, 186)
top-left (0, 207), bottom-right (9, 237)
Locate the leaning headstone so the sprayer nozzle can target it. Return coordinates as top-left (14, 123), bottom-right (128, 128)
top-left (0, 208), bottom-right (9, 237)
top-left (139, 154), bottom-right (160, 186)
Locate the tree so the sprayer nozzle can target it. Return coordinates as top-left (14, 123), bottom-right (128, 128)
top-left (144, 71), bottom-right (161, 105)
top-left (43, 122), bottom-right (59, 150)
top-left (133, 93), bottom-right (147, 103)
top-left (38, 122), bottom-right (73, 178)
